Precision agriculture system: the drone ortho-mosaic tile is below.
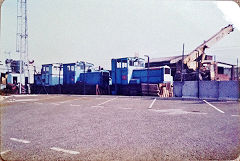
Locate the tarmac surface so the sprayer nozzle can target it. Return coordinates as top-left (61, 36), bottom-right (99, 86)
top-left (0, 95), bottom-right (240, 160)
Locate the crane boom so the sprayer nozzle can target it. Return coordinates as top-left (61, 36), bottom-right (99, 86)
top-left (183, 24), bottom-right (234, 71)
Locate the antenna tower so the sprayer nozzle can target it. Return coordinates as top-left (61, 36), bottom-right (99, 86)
top-left (16, 0), bottom-right (29, 94)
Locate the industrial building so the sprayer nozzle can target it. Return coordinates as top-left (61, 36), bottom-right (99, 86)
top-left (148, 55), bottom-right (238, 81)
top-left (146, 24), bottom-right (237, 82)
top-left (0, 59), bottom-right (34, 93)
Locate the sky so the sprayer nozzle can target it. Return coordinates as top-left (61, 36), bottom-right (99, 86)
top-left (1, 0), bottom-right (240, 71)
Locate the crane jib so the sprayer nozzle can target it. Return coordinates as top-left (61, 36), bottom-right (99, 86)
top-left (183, 24), bottom-right (234, 70)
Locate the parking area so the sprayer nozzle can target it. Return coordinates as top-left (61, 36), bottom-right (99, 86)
top-left (0, 95), bottom-right (240, 160)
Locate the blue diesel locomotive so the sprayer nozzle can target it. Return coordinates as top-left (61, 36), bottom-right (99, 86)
top-left (33, 57), bottom-right (172, 95)
top-left (111, 57), bottom-right (173, 94)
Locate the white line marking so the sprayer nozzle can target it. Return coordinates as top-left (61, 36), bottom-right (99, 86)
top-left (31, 96), bottom-right (59, 103)
top-left (148, 98), bottom-right (156, 109)
top-left (37, 96), bottom-right (59, 101)
top-left (96, 97), bottom-right (108, 99)
top-left (70, 104), bottom-right (81, 107)
top-left (0, 150), bottom-right (10, 155)
top-left (59, 98), bottom-right (79, 104)
top-left (34, 102), bottom-right (43, 105)
top-left (7, 100), bottom-right (16, 102)
top-left (10, 138), bottom-right (30, 144)
top-left (190, 112), bottom-right (208, 115)
top-left (50, 147), bottom-right (79, 155)
top-left (203, 100), bottom-right (225, 113)
top-left (59, 101), bottom-right (69, 104)
top-left (14, 99), bottom-right (38, 102)
top-left (122, 108), bottom-right (133, 110)
top-left (97, 97), bottom-right (118, 106)
top-left (91, 105), bottom-right (104, 108)
top-left (12, 95), bottom-right (38, 97)
top-left (70, 95), bottom-right (83, 97)
top-left (232, 115), bottom-right (239, 117)
top-left (51, 103), bottom-right (60, 105)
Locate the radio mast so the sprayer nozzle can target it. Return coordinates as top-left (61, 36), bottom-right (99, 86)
top-left (16, 0), bottom-right (29, 94)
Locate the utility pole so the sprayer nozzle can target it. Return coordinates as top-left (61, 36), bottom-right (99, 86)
top-left (144, 55), bottom-right (150, 96)
top-left (83, 62), bottom-right (86, 95)
top-left (181, 43), bottom-right (184, 81)
top-left (194, 50), bottom-right (200, 98)
top-left (237, 58), bottom-right (239, 81)
top-left (58, 63), bottom-right (62, 94)
top-left (16, 0), bottom-right (29, 94)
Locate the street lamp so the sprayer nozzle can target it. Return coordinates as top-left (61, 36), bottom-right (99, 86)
top-left (57, 63), bottom-right (62, 94)
top-left (83, 62), bottom-right (86, 95)
top-left (144, 55), bottom-right (150, 95)
top-left (194, 50), bottom-right (200, 98)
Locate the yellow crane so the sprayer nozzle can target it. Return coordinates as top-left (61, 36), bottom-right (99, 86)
top-left (183, 24), bottom-right (234, 80)
top-left (184, 24), bottom-right (234, 71)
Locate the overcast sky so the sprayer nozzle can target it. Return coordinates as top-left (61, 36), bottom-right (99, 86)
top-left (1, 0), bottom-right (240, 70)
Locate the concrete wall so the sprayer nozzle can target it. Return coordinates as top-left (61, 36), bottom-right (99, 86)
top-left (199, 81), bottom-right (218, 99)
top-left (173, 81), bottom-right (239, 100)
top-left (182, 81), bottom-right (198, 98)
top-left (219, 81), bottom-right (239, 100)
top-left (173, 81), bottom-right (183, 97)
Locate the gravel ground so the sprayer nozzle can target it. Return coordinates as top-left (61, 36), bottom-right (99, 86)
top-left (1, 95), bottom-right (239, 160)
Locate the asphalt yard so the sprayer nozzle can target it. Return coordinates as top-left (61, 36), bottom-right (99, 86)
top-left (0, 95), bottom-right (239, 160)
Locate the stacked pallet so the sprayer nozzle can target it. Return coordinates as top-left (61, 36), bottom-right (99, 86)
top-left (141, 83), bottom-right (173, 97)
top-left (141, 83), bottom-right (160, 96)
top-left (158, 83), bottom-right (173, 97)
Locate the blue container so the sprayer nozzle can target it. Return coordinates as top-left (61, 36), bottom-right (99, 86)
top-left (132, 68), bottom-right (164, 83)
top-left (80, 71), bottom-right (110, 86)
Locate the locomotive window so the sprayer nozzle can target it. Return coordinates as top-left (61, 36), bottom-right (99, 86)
top-left (137, 61), bottom-right (144, 67)
top-left (129, 61), bottom-right (134, 66)
top-left (218, 67), bottom-right (224, 74)
top-left (117, 62), bottom-right (121, 68)
top-left (165, 68), bottom-right (170, 74)
top-left (67, 65), bottom-right (71, 71)
top-left (46, 66), bottom-right (49, 72)
top-left (122, 62), bottom-right (127, 68)
top-left (80, 64), bottom-right (84, 70)
top-left (42, 67), bottom-right (45, 72)
top-left (71, 65), bottom-right (75, 71)
top-left (134, 61), bottom-right (139, 66)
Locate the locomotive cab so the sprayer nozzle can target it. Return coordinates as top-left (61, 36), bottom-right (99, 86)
top-left (163, 66), bottom-right (173, 83)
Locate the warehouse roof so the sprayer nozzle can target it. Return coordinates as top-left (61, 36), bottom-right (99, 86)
top-left (149, 55), bottom-right (187, 64)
